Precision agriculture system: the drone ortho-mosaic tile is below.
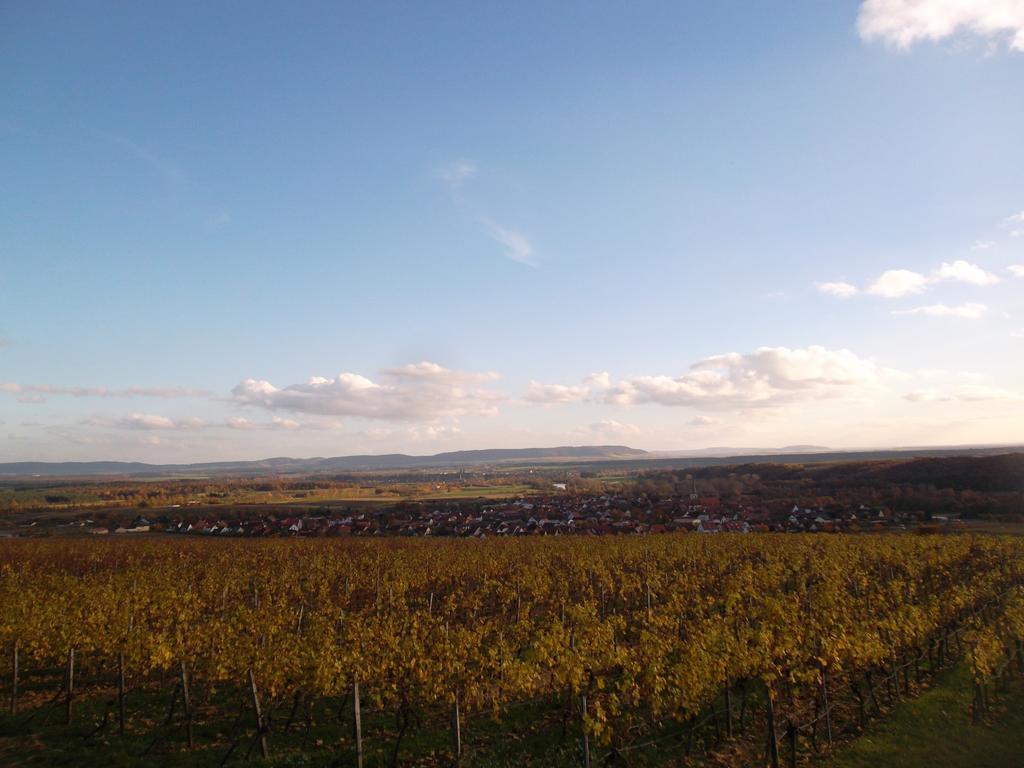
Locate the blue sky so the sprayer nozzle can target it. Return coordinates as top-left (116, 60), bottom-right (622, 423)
top-left (2, 1), bottom-right (1024, 461)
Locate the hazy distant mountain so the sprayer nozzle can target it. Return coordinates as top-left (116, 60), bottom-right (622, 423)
top-left (3, 443), bottom-right (1020, 478)
top-left (651, 445), bottom-right (831, 458)
top-left (0, 445), bottom-right (648, 477)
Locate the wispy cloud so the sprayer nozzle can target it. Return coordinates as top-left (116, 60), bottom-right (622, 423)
top-left (858, 0), bottom-right (1024, 52)
top-left (0, 383), bottom-right (210, 399)
top-left (480, 217), bottom-right (538, 267)
top-left (224, 416), bottom-right (306, 431)
top-left (1003, 211), bottom-right (1024, 237)
top-left (435, 159), bottom-right (540, 267)
top-left (905, 385), bottom-right (1021, 403)
top-left (893, 302), bottom-right (988, 319)
top-left (84, 413), bottom-right (207, 431)
top-left (83, 413), bottom-right (324, 432)
top-left (435, 159), bottom-right (478, 188)
top-left (1009, 265), bottom-right (1024, 278)
top-left (94, 129), bottom-right (185, 183)
top-left (689, 415), bottom-right (719, 427)
top-left (524, 381), bottom-right (590, 404)
top-left (580, 419), bottom-right (641, 438)
top-left (817, 281), bottom-right (859, 299)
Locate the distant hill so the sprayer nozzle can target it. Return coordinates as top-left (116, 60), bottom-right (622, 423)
top-left (2, 444), bottom-right (1021, 480)
top-left (0, 445), bottom-right (648, 477)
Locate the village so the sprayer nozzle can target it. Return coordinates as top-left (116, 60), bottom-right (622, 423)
top-left (80, 488), bottom-right (947, 538)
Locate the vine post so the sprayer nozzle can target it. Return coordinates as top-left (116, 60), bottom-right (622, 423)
top-left (180, 660), bottom-right (193, 749)
top-left (353, 676), bottom-right (363, 768)
top-left (117, 651), bottom-right (126, 736)
top-left (451, 691), bottom-right (462, 766)
top-left (248, 669), bottom-right (268, 759)
top-left (9, 639), bottom-right (17, 715)
top-left (821, 665), bottom-right (832, 746)
top-left (579, 691), bottom-right (591, 768)
top-left (64, 648), bottom-right (75, 726)
top-left (766, 685), bottom-right (779, 768)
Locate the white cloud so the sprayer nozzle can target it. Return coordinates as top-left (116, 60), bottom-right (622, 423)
top-left (868, 269), bottom-right (929, 298)
top-left (436, 159), bottom-right (478, 188)
top-left (858, 0), bottom-right (1024, 52)
top-left (818, 281), bottom-right (859, 299)
top-left (524, 381), bottom-right (590, 404)
top-left (1011, 328), bottom-right (1024, 339)
top-left (821, 260), bottom-right (1002, 301)
top-left (893, 302), bottom-right (988, 319)
top-left (480, 218), bottom-right (537, 266)
top-left (972, 240), bottom-right (996, 250)
top-left (604, 346), bottom-right (886, 409)
top-left (932, 260), bottom-right (1001, 286)
top-left (522, 371), bottom-right (615, 404)
top-left (232, 362), bottom-right (503, 421)
top-left (1008, 264), bottom-right (1024, 278)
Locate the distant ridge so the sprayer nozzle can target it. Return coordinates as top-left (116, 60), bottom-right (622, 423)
top-left (0, 445), bottom-right (648, 477)
top-left (2, 444), bottom-right (1021, 478)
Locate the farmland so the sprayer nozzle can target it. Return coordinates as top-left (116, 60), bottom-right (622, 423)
top-left (0, 534), bottom-right (1022, 766)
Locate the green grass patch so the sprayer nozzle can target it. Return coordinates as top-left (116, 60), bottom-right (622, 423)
top-left (825, 664), bottom-right (1024, 768)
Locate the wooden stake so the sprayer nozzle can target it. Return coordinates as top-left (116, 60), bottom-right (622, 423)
top-left (248, 669), bottom-right (268, 759)
top-left (580, 692), bottom-right (591, 768)
top-left (821, 666), bottom-right (833, 746)
top-left (117, 651), bottom-right (126, 736)
top-left (180, 660), bottom-right (193, 749)
top-left (65, 648), bottom-right (75, 725)
top-left (725, 683), bottom-right (733, 739)
top-left (353, 677), bottom-right (363, 768)
top-left (9, 639), bottom-right (17, 715)
top-left (451, 692), bottom-right (462, 766)
top-left (766, 687), bottom-right (779, 768)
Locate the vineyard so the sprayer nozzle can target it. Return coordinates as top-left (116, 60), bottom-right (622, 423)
top-left (1, 534), bottom-right (1023, 766)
